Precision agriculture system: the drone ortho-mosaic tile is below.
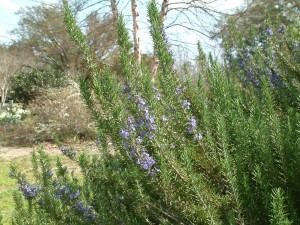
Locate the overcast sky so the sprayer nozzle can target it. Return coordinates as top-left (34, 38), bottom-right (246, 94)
top-left (0, 0), bottom-right (244, 56)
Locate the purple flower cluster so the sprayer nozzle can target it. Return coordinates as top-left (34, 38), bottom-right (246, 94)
top-left (55, 185), bottom-right (70, 199)
top-left (266, 67), bottom-right (282, 88)
top-left (18, 181), bottom-right (42, 199)
top-left (55, 185), bottom-right (80, 201)
top-left (119, 95), bottom-right (160, 176)
top-left (70, 190), bottom-right (81, 200)
top-left (74, 201), bottom-right (96, 221)
top-left (187, 116), bottom-right (197, 134)
top-left (131, 149), bottom-right (160, 176)
top-left (149, 167), bottom-right (161, 176)
top-left (122, 84), bottom-right (131, 93)
top-left (48, 170), bottom-right (53, 177)
top-left (182, 100), bottom-right (191, 109)
top-left (277, 24), bottom-right (286, 34)
top-left (186, 116), bottom-right (203, 141)
top-left (60, 146), bottom-right (77, 158)
top-left (54, 184), bottom-right (96, 220)
top-left (9, 171), bottom-right (14, 177)
top-left (265, 28), bottom-right (273, 36)
top-left (161, 26), bottom-right (168, 42)
top-left (175, 86), bottom-right (187, 95)
top-left (130, 95), bottom-right (157, 140)
top-left (194, 133), bottom-right (203, 141)
top-left (236, 43), bottom-right (283, 88)
top-left (120, 130), bottom-right (129, 138)
top-left (134, 149), bottom-right (155, 169)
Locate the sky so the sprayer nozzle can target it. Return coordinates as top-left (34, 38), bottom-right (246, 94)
top-left (0, 0), bottom-right (57, 43)
top-left (0, 0), bottom-right (244, 56)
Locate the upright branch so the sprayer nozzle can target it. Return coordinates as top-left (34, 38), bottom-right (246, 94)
top-left (110, 0), bottom-right (119, 25)
top-left (160, 0), bottom-right (168, 22)
top-left (132, 0), bottom-right (141, 64)
top-left (151, 0), bottom-right (169, 81)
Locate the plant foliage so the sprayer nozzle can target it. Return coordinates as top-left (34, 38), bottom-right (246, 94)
top-left (9, 1), bottom-right (300, 224)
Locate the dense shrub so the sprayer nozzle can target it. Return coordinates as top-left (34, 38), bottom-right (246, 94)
top-left (27, 81), bottom-right (96, 141)
top-left (0, 82), bottom-right (96, 146)
top-left (9, 1), bottom-right (300, 224)
top-left (10, 68), bottom-right (67, 104)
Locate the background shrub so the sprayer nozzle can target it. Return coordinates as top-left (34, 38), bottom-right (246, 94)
top-left (27, 81), bottom-right (96, 142)
top-left (10, 68), bottom-right (67, 105)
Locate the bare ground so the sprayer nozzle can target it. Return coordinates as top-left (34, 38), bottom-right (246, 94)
top-left (0, 141), bottom-right (100, 159)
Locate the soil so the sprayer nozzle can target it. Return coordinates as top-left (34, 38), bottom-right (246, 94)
top-left (0, 141), bottom-right (100, 159)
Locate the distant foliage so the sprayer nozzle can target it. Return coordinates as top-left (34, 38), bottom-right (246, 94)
top-left (27, 82), bottom-right (96, 141)
top-left (223, 20), bottom-right (300, 108)
top-left (10, 68), bottom-right (67, 104)
top-left (9, 1), bottom-right (300, 224)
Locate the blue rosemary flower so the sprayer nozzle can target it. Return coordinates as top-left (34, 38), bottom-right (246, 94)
top-left (194, 133), bottom-right (203, 140)
top-left (150, 167), bottom-right (161, 176)
top-left (155, 93), bottom-right (161, 100)
top-left (48, 170), bottom-right (53, 177)
top-left (19, 184), bottom-right (41, 199)
top-left (60, 146), bottom-right (67, 152)
top-left (265, 28), bottom-right (273, 36)
top-left (182, 100), bottom-right (191, 109)
top-left (70, 190), bottom-right (80, 200)
top-left (175, 87), bottom-right (181, 95)
top-left (150, 124), bottom-right (157, 131)
top-left (9, 171), bottom-right (14, 177)
top-left (187, 116), bottom-right (197, 132)
top-left (135, 151), bottom-right (155, 170)
top-left (120, 130), bottom-right (129, 138)
top-left (278, 24), bottom-right (286, 34)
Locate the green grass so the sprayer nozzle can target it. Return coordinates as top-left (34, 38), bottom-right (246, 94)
top-left (0, 157), bottom-right (19, 225)
top-left (0, 155), bottom-right (38, 224)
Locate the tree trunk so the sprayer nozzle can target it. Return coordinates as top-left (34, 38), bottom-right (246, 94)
top-left (132, 0), bottom-right (141, 64)
top-left (160, 0), bottom-right (168, 22)
top-left (0, 87), bottom-right (8, 110)
top-left (151, 0), bottom-right (169, 82)
top-left (110, 0), bottom-right (119, 26)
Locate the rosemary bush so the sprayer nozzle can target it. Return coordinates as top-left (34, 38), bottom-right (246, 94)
top-left (9, 1), bottom-right (299, 224)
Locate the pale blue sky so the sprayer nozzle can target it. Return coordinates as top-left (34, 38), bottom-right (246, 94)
top-left (0, 0), bottom-right (244, 56)
top-left (0, 0), bottom-right (58, 43)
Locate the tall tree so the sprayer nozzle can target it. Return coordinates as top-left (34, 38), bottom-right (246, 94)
top-left (85, 12), bottom-right (119, 65)
top-left (0, 45), bottom-right (34, 108)
top-left (12, 4), bottom-right (80, 72)
top-left (12, 2), bottom-right (119, 74)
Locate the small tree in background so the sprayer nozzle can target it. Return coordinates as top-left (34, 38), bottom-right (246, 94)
top-left (0, 45), bottom-right (34, 109)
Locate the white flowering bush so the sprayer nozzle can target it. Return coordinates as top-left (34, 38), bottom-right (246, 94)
top-left (0, 107), bottom-right (28, 124)
top-left (27, 81), bottom-right (96, 141)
